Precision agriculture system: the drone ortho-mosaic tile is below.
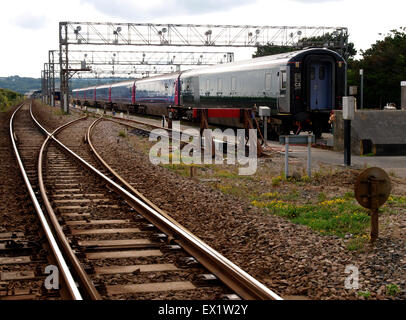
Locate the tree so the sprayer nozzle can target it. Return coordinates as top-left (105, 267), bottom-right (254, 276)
top-left (253, 45), bottom-right (295, 58)
top-left (253, 32), bottom-right (357, 60)
top-left (349, 28), bottom-right (406, 109)
top-left (0, 92), bottom-right (9, 111)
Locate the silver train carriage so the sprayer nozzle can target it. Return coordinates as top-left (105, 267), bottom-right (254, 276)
top-left (72, 48), bottom-right (346, 138)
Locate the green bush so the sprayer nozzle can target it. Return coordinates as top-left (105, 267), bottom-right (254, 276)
top-left (0, 88), bottom-right (23, 111)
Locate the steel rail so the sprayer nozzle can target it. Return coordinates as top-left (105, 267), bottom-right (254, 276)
top-left (10, 102), bottom-right (83, 300)
top-left (30, 105), bottom-right (102, 300)
top-left (87, 117), bottom-right (282, 300)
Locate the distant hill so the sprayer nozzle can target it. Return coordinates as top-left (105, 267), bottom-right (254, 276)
top-left (0, 76), bottom-right (41, 94)
top-left (0, 76), bottom-right (132, 94)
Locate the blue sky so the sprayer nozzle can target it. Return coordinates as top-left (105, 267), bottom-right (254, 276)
top-left (0, 0), bottom-right (404, 77)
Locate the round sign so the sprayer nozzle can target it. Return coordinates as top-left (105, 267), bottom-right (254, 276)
top-left (354, 167), bottom-right (392, 210)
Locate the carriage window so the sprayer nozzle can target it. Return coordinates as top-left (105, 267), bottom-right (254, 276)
top-left (265, 73), bottom-right (271, 91)
top-left (280, 70), bottom-right (287, 90)
top-left (217, 78), bottom-right (223, 91)
top-left (231, 76), bottom-right (236, 91)
top-left (206, 79), bottom-right (210, 91)
top-left (310, 67), bottom-right (315, 80)
top-left (319, 66), bottom-right (325, 80)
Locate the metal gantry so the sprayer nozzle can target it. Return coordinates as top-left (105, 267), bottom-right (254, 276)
top-left (45, 49), bottom-right (233, 107)
top-left (56, 21), bottom-right (348, 112)
top-left (62, 22), bottom-right (347, 47)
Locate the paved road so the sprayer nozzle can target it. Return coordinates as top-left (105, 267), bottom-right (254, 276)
top-left (266, 141), bottom-right (406, 178)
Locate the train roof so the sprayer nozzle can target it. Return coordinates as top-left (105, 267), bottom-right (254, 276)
top-left (135, 72), bottom-right (180, 83)
top-left (110, 80), bottom-right (135, 88)
top-left (72, 86), bottom-right (96, 92)
top-left (72, 48), bottom-right (344, 91)
top-left (181, 48), bottom-right (345, 77)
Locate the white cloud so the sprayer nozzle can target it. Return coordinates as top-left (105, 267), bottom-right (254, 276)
top-left (14, 13), bottom-right (49, 30)
top-left (0, 0), bottom-right (405, 77)
top-left (80, 0), bottom-right (251, 20)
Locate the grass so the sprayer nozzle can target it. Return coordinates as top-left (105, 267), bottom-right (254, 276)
top-left (53, 109), bottom-right (69, 116)
top-left (388, 170), bottom-right (397, 177)
top-left (317, 192), bottom-right (327, 203)
top-left (272, 175), bottom-right (283, 187)
top-left (386, 284), bottom-right (400, 296)
top-left (118, 129), bottom-right (127, 138)
top-left (387, 195), bottom-right (406, 207)
top-left (357, 291), bottom-right (371, 299)
top-left (347, 237), bottom-right (369, 251)
top-left (0, 104), bottom-right (11, 113)
top-left (251, 196), bottom-right (371, 239)
top-left (0, 88), bottom-right (24, 112)
top-left (126, 129), bottom-right (404, 253)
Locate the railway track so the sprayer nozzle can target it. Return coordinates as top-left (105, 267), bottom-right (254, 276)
top-left (7, 101), bottom-right (281, 300)
top-left (4, 103), bottom-right (81, 300)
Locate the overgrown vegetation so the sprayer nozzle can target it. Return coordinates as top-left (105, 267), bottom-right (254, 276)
top-left (0, 88), bottom-right (24, 112)
top-left (251, 196), bottom-right (371, 238)
top-left (118, 129), bottom-right (127, 138)
top-left (253, 32), bottom-right (357, 60)
top-left (347, 28), bottom-right (406, 108)
top-left (125, 130), bottom-right (403, 253)
top-left (386, 284), bottom-right (401, 296)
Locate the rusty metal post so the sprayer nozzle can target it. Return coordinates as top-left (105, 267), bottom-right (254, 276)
top-left (355, 168), bottom-right (391, 244)
top-left (199, 109), bottom-right (215, 158)
top-left (369, 178), bottom-right (380, 243)
top-left (243, 109), bottom-right (263, 157)
top-left (168, 109), bottom-right (173, 129)
top-left (370, 209), bottom-right (379, 243)
top-left (189, 166), bottom-right (196, 177)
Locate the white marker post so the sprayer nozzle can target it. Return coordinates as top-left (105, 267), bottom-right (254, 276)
top-left (259, 106), bottom-right (271, 146)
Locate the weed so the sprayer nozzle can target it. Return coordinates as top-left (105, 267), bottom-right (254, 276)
top-left (386, 284), bottom-right (400, 296)
top-left (357, 291), bottom-right (371, 299)
top-left (344, 191), bottom-right (355, 199)
top-left (387, 195), bottom-right (406, 207)
top-left (118, 130), bottom-right (127, 138)
top-left (388, 170), bottom-right (397, 178)
top-left (251, 197), bottom-right (371, 239)
top-left (260, 192), bottom-right (280, 199)
top-left (346, 237), bottom-right (369, 252)
top-left (272, 176), bottom-right (282, 187)
top-left (215, 169), bottom-right (240, 179)
top-left (53, 109), bottom-right (68, 116)
top-left (317, 192), bottom-right (327, 203)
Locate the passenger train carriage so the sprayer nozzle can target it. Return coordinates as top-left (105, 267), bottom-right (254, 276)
top-left (72, 48), bottom-right (346, 138)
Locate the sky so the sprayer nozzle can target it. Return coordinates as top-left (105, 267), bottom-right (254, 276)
top-left (0, 0), bottom-right (405, 78)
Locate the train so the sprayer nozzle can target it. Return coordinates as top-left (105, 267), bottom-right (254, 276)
top-left (72, 48), bottom-right (346, 138)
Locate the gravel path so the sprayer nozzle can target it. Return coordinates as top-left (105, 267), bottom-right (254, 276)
top-left (89, 119), bottom-right (405, 300)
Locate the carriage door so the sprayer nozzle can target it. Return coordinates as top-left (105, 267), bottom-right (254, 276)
top-left (309, 62), bottom-right (332, 110)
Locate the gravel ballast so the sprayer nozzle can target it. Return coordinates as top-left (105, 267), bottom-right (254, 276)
top-left (88, 119), bottom-right (405, 300)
